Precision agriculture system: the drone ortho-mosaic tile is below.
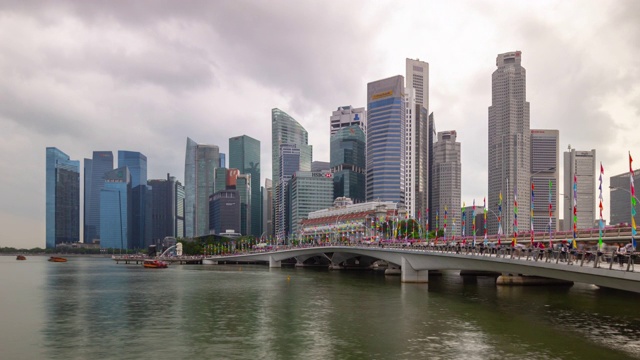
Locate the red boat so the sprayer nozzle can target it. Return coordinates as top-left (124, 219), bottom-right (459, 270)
top-left (16, 255), bottom-right (26, 260)
top-left (143, 260), bottom-right (168, 269)
top-left (48, 256), bottom-right (67, 262)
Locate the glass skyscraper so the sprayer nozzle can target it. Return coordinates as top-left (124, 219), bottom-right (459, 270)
top-left (272, 109), bottom-right (312, 238)
top-left (330, 125), bottom-right (366, 203)
top-left (229, 135), bottom-right (261, 237)
top-left (84, 151), bottom-right (113, 243)
top-left (366, 75), bottom-right (405, 203)
top-left (148, 173), bottom-right (183, 243)
top-left (100, 167), bottom-right (131, 249)
top-left (118, 151), bottom-right (149, 249)
top-left (185, 137), bottom-right (220, 238)
top-left (46, 147), bottom-right (80, 249)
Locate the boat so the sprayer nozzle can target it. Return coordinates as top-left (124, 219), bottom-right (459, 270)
top-left (16, 255), bottom-right (26, 260)
top-left (48, 256), bottom-right (68, 262)
top-left (143, 259), bottom-right (168, 269)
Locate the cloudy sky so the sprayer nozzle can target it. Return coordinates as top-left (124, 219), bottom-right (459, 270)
top-left (1, 0), bottom-right (638, 248)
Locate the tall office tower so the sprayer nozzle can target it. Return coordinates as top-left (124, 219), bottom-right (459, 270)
top-left (610, 169), bottom-right (640, 225)
top-left (184, 137), bottom-right (220, 238)
top-left (330, 105), bottom-right (367, 136)
top-left (272, 109), bottom-right (312, 237)
top-left (563, 147), bottom-right (596, 231)
top-left (100, 167), bottom-right (132, 249)
top-left (263, 178), bottom-right (273, 239)
top-left (406, 58), bottom-right (429, 110)
top-left (46, 147), bottom-right (80, 249)
top-left (229, 135), bottom-right (261, 237)
top-left (427, 113), bottom-right (436, 227)
top-left (330, 125), bottom-right (366, 203)
top-left (83, 151), bottom-right (113, 243)
top-left (148, 174), bottom-right (183, 243)
top-left (176, 182), bottom-right (185, 238)
top-left (366, 75), bottom-right (405, 203)
top-left (214, 167), bottom-right (229, 194)
top-left (488, 51), bottom-right (531, 235)
top-left (530, 130), bottom-right (560, 233)
top-left (237, 174), bottom-right (251, 235)
top-left (404, 88), bottom-right (417, 216)
top-left (118, 151), bottom-right (149, 249)
top-left (275, 144), bottom-right (301, 241)
top-left (219, 153), bottom-right (226, 169)
top-left (432, 131), bottom-right (462, 236)
top-left (209, 190), bottom-right (240, 235)
top-left (289, 171), bottom-right (334, 238)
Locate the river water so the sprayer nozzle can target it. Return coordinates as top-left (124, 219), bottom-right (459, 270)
top-left (1, 255), bottom-right (639, 359)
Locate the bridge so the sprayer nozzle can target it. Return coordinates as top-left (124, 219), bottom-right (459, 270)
top-left (204, 244), bottom-right (640, 293)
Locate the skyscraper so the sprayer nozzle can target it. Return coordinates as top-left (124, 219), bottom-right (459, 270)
top-left (272, 109), bottom-right (312, 237)
top-left (610, 169), bottom-right (640, 226)
top-left (46, 147), bottom-right (80, 249)
top-left (406, 58), bottom-right (429, 110)
top-left (237, 173), bottom-right (251, 235)
top-left (184, 137), bottom-right (220, 238)
top-left (331, 125), bottom-right (366, 203)
top-left (289, 171), bottom-right (334, 238)
top-left (488, 51), bottom-right (530, 235)
top-left (83, 151), bottom-right (113, 243)
top-left (275, 144), bottom-right (301, 241)
top-left (100, 167), bottom-right (131, 249)
top-left (563, 147), bottom-right (596, 231)
top-left (427, 112), bottom-right (436, 227)
top-left (366, 75), bottom-right (405, 203)
top-left (118, 151), bottom-right (149, 249)
top-left (330, 105), bottom-right (367, 136)
top-left (263, 178), bottom-right (273, 239)
top-left (433, 131), bottom-right (462, 236)
top-left (229, 135), bottom-right (261, 237)
top-left (530, 130), bottom-right (559, 233)
top-left (148, 174), bottom-right (183, 243)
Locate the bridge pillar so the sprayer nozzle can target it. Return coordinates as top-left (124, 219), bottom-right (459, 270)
top-left (269, 256), bottom-right (281, 268)
top-left (401, 257), bottom-right (428, 283)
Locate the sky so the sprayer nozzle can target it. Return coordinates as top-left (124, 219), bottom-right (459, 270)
top-left (1, 0), bottom-right (639, 249)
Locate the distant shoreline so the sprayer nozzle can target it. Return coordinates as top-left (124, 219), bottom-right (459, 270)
top-left (1, 253), bottom-right (112, 258)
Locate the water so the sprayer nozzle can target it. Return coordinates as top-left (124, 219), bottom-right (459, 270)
top-left (1, 255), bottom-right (639, 359)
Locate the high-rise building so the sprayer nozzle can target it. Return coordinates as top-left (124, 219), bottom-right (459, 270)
top-left (406, 58), bottom-right (429, 111)
top-left (403, 93), bottom-right (430, 218)
top-left (275, 144), bottom-right (300, 240)
top-left (433, 131), bottom-right (462, 236)
top-left (610, 169), bottom-right (640, 226)
top-left (46, 147), bottom-right (80, 249)
top-left (214, 167), bottom-right (229, 194)
top-left (427, 112), bottom-right (436, 227)
top-left (289, 171), bottom-right (334, 239)
top-left (237, 174), bottom-right (251, 235)
top-left (229, 135), bottom-right (261, 237)
top-left (100, 167), bottom-right (131, 249)
top-left (330, 105), bottom-right (367, 136)
top-left (331, 125), bottom-right (366, 203)
top-left (148, 174), bottom-right (183, 243)
top-left (219, 153), bottom-right (226, 169)
top-left (530, 130), bottom-right (560, 233)
top-left (184, 137), bottom-right (220, 238)
top-left (272, 109), bottom-right (312, 237)
top-left (83, 151), bottom-right (113, 244)
top-left (366, 75), bottom-right (405, 203)
top-left (176, 182), bottom-right (185, 238)
top-left (311, 161), bottom-right (330, 172)
top-left (118, 151), bottom-right (149, 249)
top-left (563, 147), bottom-right (596, 231)
top-left (263, 179), bottom-right (273, 239)
top-left (488, 51), bottom-right (531, 235)
top-left (209, 190), bottom-right (240, 235)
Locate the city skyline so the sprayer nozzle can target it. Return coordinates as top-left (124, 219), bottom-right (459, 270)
top-left (2, 1), bottom-right (639, 248)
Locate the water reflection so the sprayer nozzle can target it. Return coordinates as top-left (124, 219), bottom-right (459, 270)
top-left (6, 257), bottom-right (636, 360)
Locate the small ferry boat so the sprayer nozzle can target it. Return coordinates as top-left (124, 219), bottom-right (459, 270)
top-left (16, 255), bottom-right (26, 260)
top-left (48, 256), bottom-right (68, 262)
top-left (143, 260), bottom-right (168, 269)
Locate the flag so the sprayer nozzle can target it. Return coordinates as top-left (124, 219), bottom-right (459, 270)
top-left (483, 197), bottom-right (488, 245)
top-left (598, 162), bottom-right (604, 249)
top-left (548, 179), bottom-right (553, 248)
top-left (530, 182), bottom-right (535, 246)
top-left (498, 192), bottom-right (503, 246)
top-left (631, 152), bottom-right (637, 248)
top-left (461, 203), bottom-right (466, 244)
top-left (472, 199), bottom-right (476, 247)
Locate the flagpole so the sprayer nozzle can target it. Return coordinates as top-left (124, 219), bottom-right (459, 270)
top-left (630, 152), bottom-right (637, 249)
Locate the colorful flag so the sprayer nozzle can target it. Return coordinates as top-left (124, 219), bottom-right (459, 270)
top-left (461, 203), bottom-right (466, 245)
top-left (530, 182), bottom-right (535, 246)
top-left (512, 186), bottom-right (518, 247)
top-left (631, 152), bottom-right (637, 248)
top-left (498, 192), bottom-right (503, 246)
top-left (444, 206), bottom-right (448, 242)
top-left (472, 199), bottom-right (476, 247)
top-left (483, 197), bottom-right (488, 245)
top-left (572, 174), bottom-right (578, 249)
top-left (548, 180), bottom-right (553, 248)
top-left (598, 163), bottom-right (604, 249)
